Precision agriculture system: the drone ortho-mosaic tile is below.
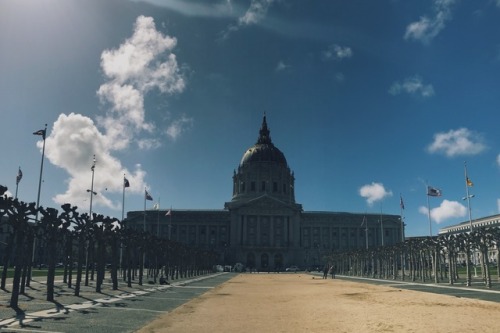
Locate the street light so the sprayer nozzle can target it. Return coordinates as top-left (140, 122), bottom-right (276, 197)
top-left (85, 155), bottom-right (96, 286)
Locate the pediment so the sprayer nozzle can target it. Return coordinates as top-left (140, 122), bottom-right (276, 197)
top-left (225, 194), bottom-right (301, 215)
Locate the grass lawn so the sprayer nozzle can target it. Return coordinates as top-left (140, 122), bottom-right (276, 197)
top-left (4, 268), bottom-right (65, 279)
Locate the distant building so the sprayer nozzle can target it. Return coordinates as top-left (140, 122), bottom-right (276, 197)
top-left (439, 214), bottom-right (500, 263)
top-left (126, 116), bottom-right (402, 270)
top-left (438, 214), bottom-right (500, 235)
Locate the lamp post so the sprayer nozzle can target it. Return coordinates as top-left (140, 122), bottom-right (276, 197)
top-left (85, 155), bottom-right (96, 286)
top-left (463, 193), bottom-right (476, 277)
top-left (463, 161), bottom-right (476, 276)
top-left (31, 124), bottom-right (47, 280)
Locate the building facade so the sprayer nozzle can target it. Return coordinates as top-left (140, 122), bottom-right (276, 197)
top-left (439, 214), bottom-right (500, 263)
top-left (126, 116), bottom-right (402, 270)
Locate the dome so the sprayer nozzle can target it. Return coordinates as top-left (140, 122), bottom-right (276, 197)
top-left (240, 116), bottom-right (288, 167)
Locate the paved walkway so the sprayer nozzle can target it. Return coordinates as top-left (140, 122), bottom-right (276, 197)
top-left (310, 271), bottom-right (500, 303)
top-left (1, 273), bottom-right (233, 333)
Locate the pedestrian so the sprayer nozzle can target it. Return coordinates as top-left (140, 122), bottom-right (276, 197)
top-left (323, 265), bottom-right (328, 279)
top-left (330, 265), bottom-right (336, 279)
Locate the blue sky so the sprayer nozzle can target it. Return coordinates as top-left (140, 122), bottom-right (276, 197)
top-left (1, 0), bottom-right (500, 237)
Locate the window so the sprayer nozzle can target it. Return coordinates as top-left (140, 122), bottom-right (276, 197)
top-left (261, 181), bottom-right (266, 191)
top-left (251, 181), bottom-right (256, 191)
top-left (273, 182), bottom-right (278, 192)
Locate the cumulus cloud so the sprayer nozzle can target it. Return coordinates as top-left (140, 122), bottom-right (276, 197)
top-left (38, 16), bottom-right (186, 212)
top-left (427, 128), bottom-right (487, 157)
top-left (220, 0), bottom-right (277, 39)
top-left (359, 182), bottom-right (393, 206)
top-left (322, 44), bottom-right (353, 61)
top-left (404, 0), bottom-right (457, 44)
top-left (419, 199), bottom-right (466, 223)
top-left (389, 75), bottom-right (434, 98)
top-left (97, 15), bottom-right (185, 149)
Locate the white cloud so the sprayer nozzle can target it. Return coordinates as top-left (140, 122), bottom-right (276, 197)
top-left (359, 182), bottom-right (393, 206)
top-left (221, 0), bottom-right (277, 39)
top-left (389, 75), bottom-right (434, 98)
top-left (166, 115), bottom-right (194, 140)
top-left (40, 16), bottom-right (187, 213)
top-left (97, 16), bottom-right (185, 148)
top-left (419, 199), bottom-right (466, 223)
top-left (323, 44), bottom-right (353, 61)
top-left (404, 0), bottom-right (457, 44)
top-left (427, 128), bottom-right (487, 157)
top-left (132, 0), bottom-right (234, 19)
top-left (238, 0), bottom-right (274, 25)
top-left (42, 113), bottom-right (147, 211)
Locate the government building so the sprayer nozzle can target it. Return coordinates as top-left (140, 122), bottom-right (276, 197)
top-left (125, 116), bottom-right (403, 270)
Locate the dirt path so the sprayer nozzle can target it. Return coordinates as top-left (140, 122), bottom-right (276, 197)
top-left (137, 273), bottom-right (500, 333)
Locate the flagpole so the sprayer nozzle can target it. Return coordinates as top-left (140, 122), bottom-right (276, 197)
top-left (399, 194), bottom-right (405, 242)
top-left (143, 188), bottom-right (147, 232)
top-left (120, 174), bottom-right (126, 273)
top-left (15, 167), bottom-right (21, 199)
top-left (463, 161), bottom-right (475, 232)
top-left (426, 182), bottom-right (432, 237)
top-left (88, 155), bottom-right (96, 218)
top-left (362, 215), bottom-right (368, 249)
top-left (121, 174), bottom-right (126, 222)
top-left (399, 194), bottom-right (406, 278)
top-left (380, 204), bottom-right (384, 246)
top-left (157, 197), bottom-right (160, 236)
top-left (168, 206), bottom-right (172, 241)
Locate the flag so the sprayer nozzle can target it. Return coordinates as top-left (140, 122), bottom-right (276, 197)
top-left (400, 196), bottom-right (405, 210)
top-left (165, 209), bottom-right (172, 216)
top-left (153, 203), bottom-right (160, 210)
top-left (124, 177), bottom-right (130, 188)
top-left (16, 167), bottom-right (23, 185)
top-left (427, 186), bottom-right (442, 197)
top-left (466, 177), bottom-right (473, 187)
top-left (33, 129), bottom-right (46, 139)
top-left (145, 190), bottom-right (153, 201)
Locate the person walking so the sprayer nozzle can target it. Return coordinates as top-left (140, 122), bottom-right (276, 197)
top-left (330, 265), bottom-right (336, 279)
top-left (322, 265), bottom-right (328, 279)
